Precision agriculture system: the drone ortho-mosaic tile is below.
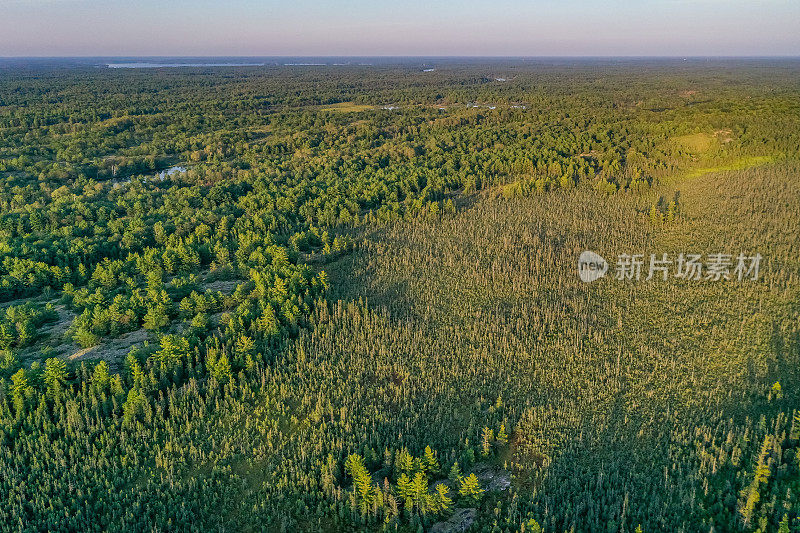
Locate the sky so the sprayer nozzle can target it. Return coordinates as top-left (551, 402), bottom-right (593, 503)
top-left (1, 0), bottom-right (799, 57)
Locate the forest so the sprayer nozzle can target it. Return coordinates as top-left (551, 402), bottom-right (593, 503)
top-left (0, 58), bottom-right (798, 532)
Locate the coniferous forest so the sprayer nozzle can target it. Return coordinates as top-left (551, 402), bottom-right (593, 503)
top-left (0, 58), bottom-right (799, 532)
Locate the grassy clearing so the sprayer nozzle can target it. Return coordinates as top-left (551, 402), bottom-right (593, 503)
top-left (319, 102), bottom-right (374, 113)
top-left (684, 154), bottom-right (777, 179)
top-left (673, 132), bottom-right (716, 153)
top-left (655, 154), bottom-right (779, 187)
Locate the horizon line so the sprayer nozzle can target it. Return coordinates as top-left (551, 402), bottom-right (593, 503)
top-left (3, 54), bottom-right (800, 59)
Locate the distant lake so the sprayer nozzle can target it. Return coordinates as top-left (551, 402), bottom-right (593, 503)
top-left (107, 62), bottom-right (264, 68)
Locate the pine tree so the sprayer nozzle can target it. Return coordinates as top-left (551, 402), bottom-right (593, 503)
top-left (433, 483), bottom-right (452, 514)
top-left (412, 472), bottom-right (428, 510)
top-left (458, 473), bottom-right (484, 502)
top-left (122, 388), bottom-right (145, 426)
top-left (143, 304), bottom-right (169, 331)
top-left (344, 454), bottom-right (374, 516)
top-left (481, 426), bottom-right (494, 456)
top-left (448, 461), bottom-right (463, 484)
top-left (666, 200), bottom-right (677, 222)
top-left (0, 349), bottom-right (17, 375)
top-left (422, 445), bottom-right (440, 473)
top-left (739, 435), bottom-right (774, 526)
top-left (43, 357), bottom-right (67, 400)
top-left (153, 335), bottom-right (189, 369)
top-left (11, 368), bottom-right (29, 399)
top-left (321, 454), bottom-right (336, 496)
top-left (210, 353), bottom-right (232, 382)
top-left (235, 335), bottom-right (255, 356)
top-left (496, 424), bottom-right (509, 446)
top-left (396, 448), bottom-right (415, 476)
top-left (0, 323), bottom-right (14, 350)
top-left (397, 473), bottom-right (415, 510)
top-left (523, 519), bottom-right (543, 533)
top-left (126, 351), bottom-right (144, 387)
top-left (649, 203), bottom-right (662, 224)
top-left (257, 304), bottom-right (280, 336)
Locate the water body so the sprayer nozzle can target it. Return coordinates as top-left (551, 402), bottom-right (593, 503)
top-left (112, 166), bottom-right (187, 187)
top-left (107, 63), bottom-right (264, 68)
top-left (157, 166), bottom-right (188, 179)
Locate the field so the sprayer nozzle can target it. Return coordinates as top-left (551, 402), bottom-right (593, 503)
top-left (0, 59), bottom-right (798, 532)
top-left (319, 102), bottom-right (376, 112)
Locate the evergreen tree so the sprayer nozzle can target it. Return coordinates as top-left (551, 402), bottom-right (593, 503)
top-left (481, 426), bottom-right (494, 456)
top-left (458, 473), bottom-right (484, 502)
top-left (448, 461), bottom-right (463, 484)
top-left (396, 448), bottom-right (415, 476)
top-left (43, 357), bottom-right (67, 400)
top-left (496, 424), bottom-right (509, 446)
top-left (422, 445), bottom-right (440, 473)
top-left (397, 473), bottom-right (415, 511)
top-left (433, 483), bottom-right (452, 514)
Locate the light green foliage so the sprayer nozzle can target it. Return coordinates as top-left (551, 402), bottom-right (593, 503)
top-left (496, 424), bottom-right (509, 446)
top-left (458, 473), bottom-right (484, 502)
top-left (481, 426), bottom-right (494, 456)
top-left (151, 335), bottom-right (189, 369)
top-left (91, 361), bottom-right (111, 389)
top-left (344, 454), bottom-right (374, 516)
top-left (422, 445), bottom-right (440, 473)
top-left (122, 388), bottom-right (146, 426)
top-left (739, 436), bottom-right (775, 526)
top-left (448, 461), bottom-right (463, 484)
top-left (43, 358), bottom-right (67, 399)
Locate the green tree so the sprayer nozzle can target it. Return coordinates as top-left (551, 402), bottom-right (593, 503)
top-left (481, 426), bottom-right (494, 456)
top-left (649, 203), bottom-right (662, 224)
top-left (449, 461), bottom-right (463, 484)
top-left (523, 518), bottom-right (543, 533)
top-left (122, 388), bottom-right (145, 426)
top-left (210, 352), bottom-right (232, 383)
top-left (257, 304), bottom-right (280, 337)
top-left (345, 454), bottom-right (374, 516)
top-left (235, 335), bottom-right (255, 357)
top-left (778, 515), bottom-right (790, 533)
top-left (0, 323), bottom-right (13, 350)
top-left (152, 335), bottom-right (189, 369)
top-left (43, 357), bottom-right (67, 400)
top-left (396, 448), bottom-right (415, 476)
top-left (412, 471), bottom-right (428, 511)
top-left (143, 304), bottom-right (170, 331)
top-left (496, 424), bottom-right (509, 446)
top-left (92, 360), bottom-right (111, 390)
top-left (666, 200), bottom-right (677, 222)
top-left (0, 349), bottom-right (18, 376)
top-left (458, 473), bottom-right (484, 502)
top-left (433, 483), bottom-right (452, 514)
top-left (422, 445), bottom-right (440, 473)
top-left (11, 368), bottom-right (30, 399)
top-left (397, 473), bottom-right (415, 510)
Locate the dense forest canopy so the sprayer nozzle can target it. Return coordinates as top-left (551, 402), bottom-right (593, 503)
top-left (0, 58), bottom-right (798, 532)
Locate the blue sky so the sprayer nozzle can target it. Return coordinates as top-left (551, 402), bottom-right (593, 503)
top-left (2, 0), bottom-right (799, 56)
